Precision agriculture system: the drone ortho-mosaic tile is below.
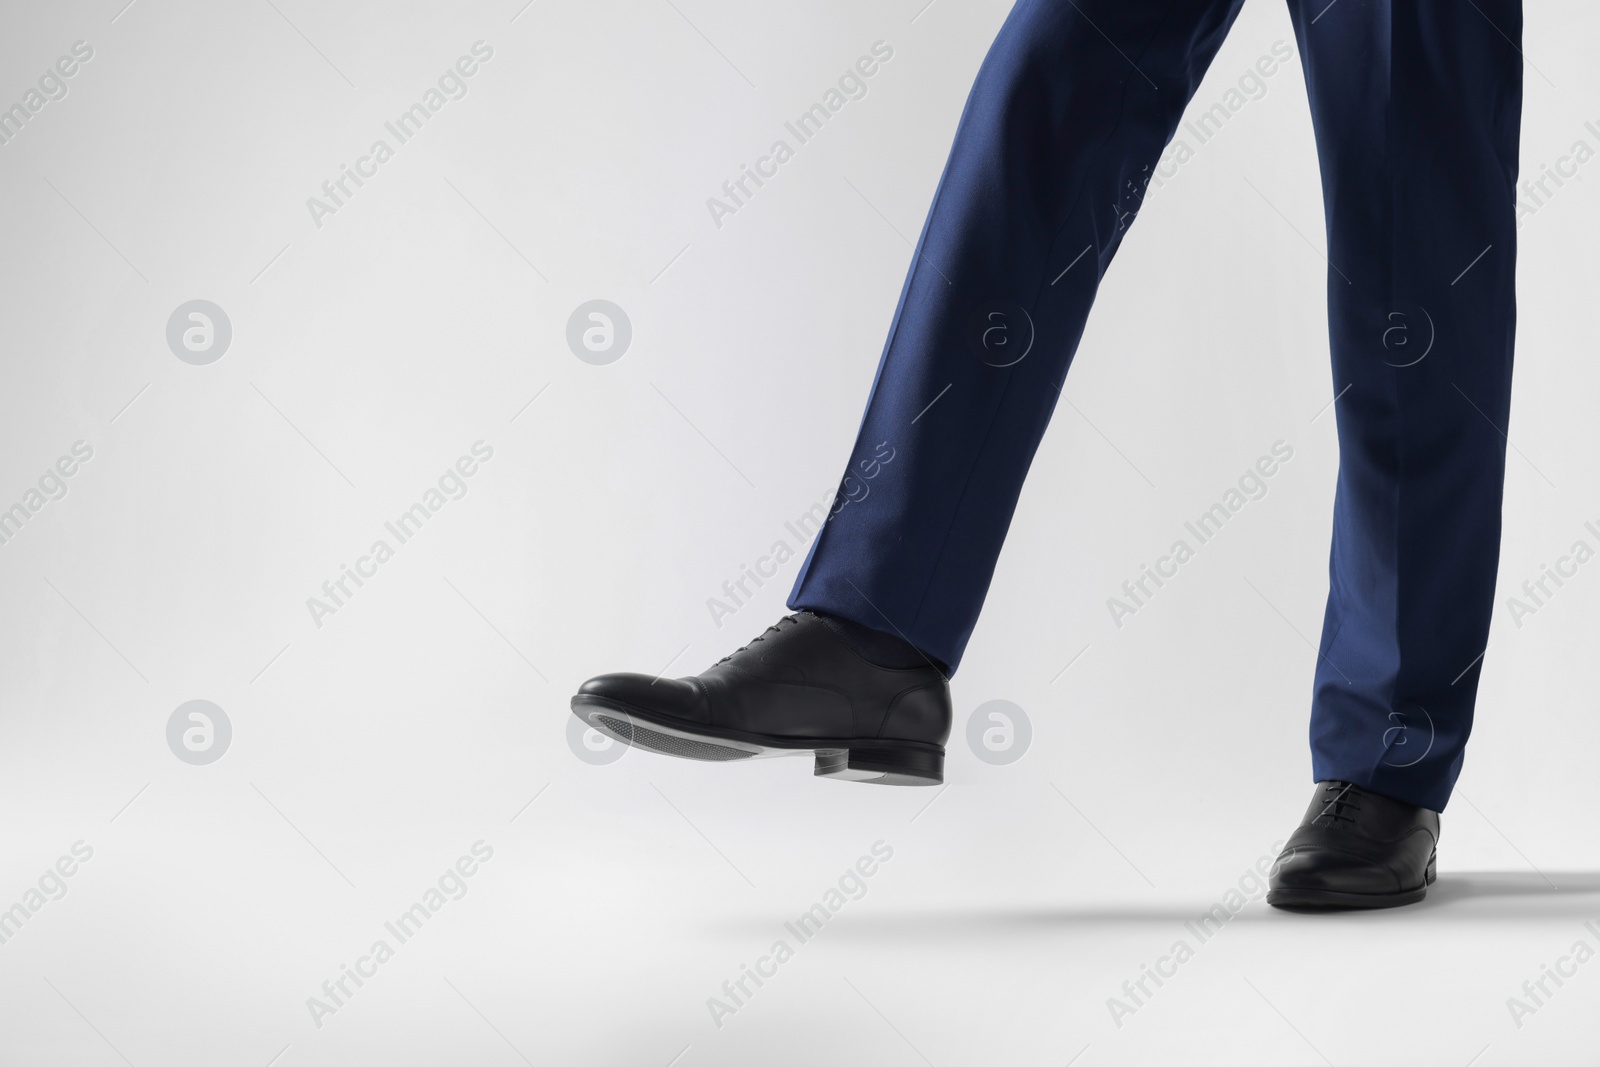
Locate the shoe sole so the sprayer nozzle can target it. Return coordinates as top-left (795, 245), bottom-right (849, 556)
top-left (569, 696), bottom-right (944, 786)
top-left (1266, 854), bottom-right (1437, 910)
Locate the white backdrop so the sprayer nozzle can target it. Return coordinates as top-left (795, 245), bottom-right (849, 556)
top-left (3, 0), bottom-right (1599, 1063)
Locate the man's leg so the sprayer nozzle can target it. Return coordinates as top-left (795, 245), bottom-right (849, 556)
top-left (574, 0), bottom-right (1248, 784)
top-left (789, 0), bottom-right (1247, 674)
top-left (1290, 0), bottom-right (1522, 813)
top-left (1268, 0), bottom-right (1521, 909)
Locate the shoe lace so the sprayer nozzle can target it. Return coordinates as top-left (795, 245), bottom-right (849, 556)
top-left (712, 614), bottom-right (800, 667)
top-left (1316, 781), bottom-right (1366, 825)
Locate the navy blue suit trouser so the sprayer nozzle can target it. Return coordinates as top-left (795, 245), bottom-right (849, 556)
top-left (788, 0), bottom-right (1523, 811)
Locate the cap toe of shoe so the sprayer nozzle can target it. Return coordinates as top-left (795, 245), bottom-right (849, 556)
top-left (1271, 845), bottom-right (1404, 895)
top-left (574, 672), bottom-right (705, 723)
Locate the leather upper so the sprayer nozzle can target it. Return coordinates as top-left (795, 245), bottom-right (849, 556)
top-left (1271, 781), bottom-right (1440, 894)
top-left (577, 612), bottom-right (951, 744)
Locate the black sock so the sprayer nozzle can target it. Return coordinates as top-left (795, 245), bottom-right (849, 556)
top-left (811, 611), bottom-right (942, 673)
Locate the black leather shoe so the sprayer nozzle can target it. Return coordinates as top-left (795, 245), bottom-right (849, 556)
top-left (1267, 781), bottom-right (1439, 909)
top-left (570, 612), bottom-right (951, 785)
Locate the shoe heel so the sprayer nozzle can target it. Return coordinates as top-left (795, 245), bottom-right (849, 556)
top-left (815, 743), bottom-right (943, 786)
top-left (1425, 852), bottom-right (1437, 886)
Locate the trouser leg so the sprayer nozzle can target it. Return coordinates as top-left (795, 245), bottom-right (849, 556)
top-left (1287, 0), bottom-right (1523, 810)
top-left (790, 0), bottom-right (1247, 672)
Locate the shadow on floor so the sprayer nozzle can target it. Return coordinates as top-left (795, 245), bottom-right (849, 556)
top-left (1415, 869), bottom-right (1600, 909)
top-left (705, 871), bottom-right (1600, 940)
